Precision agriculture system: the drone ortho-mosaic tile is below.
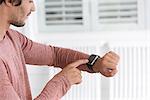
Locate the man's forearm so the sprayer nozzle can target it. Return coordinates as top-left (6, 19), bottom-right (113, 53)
top-left (52, 46), bottom-right (94, 73)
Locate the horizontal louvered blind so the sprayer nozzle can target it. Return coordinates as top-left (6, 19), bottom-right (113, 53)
top-left (98, 0), bottom-right (138, 24)
top-left (44, 0), bottom-right (83, 25)
top-left (37, 0), bottom-right (145, 32)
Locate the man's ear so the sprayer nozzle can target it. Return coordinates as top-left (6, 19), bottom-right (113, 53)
top-left (4, 0), bottom-right (20, 7)
top-left (4, 0), bottom-right (13, 7)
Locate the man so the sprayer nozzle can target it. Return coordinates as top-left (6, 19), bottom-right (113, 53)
top-left (0, 0), bottom-right (120, 100)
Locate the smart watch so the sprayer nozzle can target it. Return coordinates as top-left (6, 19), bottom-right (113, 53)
top-left (86, 54), bottom-right (100, 71)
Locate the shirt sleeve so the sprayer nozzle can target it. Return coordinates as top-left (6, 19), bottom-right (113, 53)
top-left (0, 59), bottom-right (20, 100)
top-left (0, 59), bottom-right (70, 100)
top-left (34, 74), bottom-right (71, 100)
top-left (17, 31), bottom-right (94, 73)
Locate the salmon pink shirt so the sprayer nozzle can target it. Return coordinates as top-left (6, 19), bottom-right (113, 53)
top-left (0, 29), bottom-right (92, 100)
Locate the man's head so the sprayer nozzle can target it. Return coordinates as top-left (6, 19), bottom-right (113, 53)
top-left (0, 0), bottom-right (35, 27)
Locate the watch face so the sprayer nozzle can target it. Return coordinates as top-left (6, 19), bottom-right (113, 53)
top-left (89, 55), bottom-right (100, 65)
top-left (89, 55), bottom-right (96, 65)
top-left (87, 54), bottom-right (100, 71)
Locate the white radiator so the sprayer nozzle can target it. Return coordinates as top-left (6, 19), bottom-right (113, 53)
top-left (108, 44), bottom-right (150, 100)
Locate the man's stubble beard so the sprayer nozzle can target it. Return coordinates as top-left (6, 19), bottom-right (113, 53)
top-left (10, 9), bottom-right (26, 27)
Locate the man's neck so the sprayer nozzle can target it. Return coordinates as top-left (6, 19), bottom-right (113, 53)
top-left (0, 7), bottom-right (10, 41)
top-left (0, 21), bottom-right (9, 41)
top-left (0, 29), bottom-right (7, 41)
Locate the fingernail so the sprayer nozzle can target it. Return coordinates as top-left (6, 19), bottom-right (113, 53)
top-left (108, 69), bottom-right (112, 72)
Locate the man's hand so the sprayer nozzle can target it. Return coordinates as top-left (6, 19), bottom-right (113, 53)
top-left (93, 51), bottom-right (120, 77)
top-left (58, 59), bottom-right (88, 85)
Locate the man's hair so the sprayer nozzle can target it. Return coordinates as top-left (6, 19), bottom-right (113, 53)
top-left (0, 0), bottom-right (22, 6)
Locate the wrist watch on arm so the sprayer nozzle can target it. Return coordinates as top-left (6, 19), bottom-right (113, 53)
top-left (86, 54), bottom-right (100, 71)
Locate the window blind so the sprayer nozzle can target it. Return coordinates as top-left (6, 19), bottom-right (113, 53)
top-left (98, 0), bottom-right (138, 24)
top-left (44, 0), bottom-right (83, 25)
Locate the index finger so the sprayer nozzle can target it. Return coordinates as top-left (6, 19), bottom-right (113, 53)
top-left (68, 59), bottom-right (89, 68)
